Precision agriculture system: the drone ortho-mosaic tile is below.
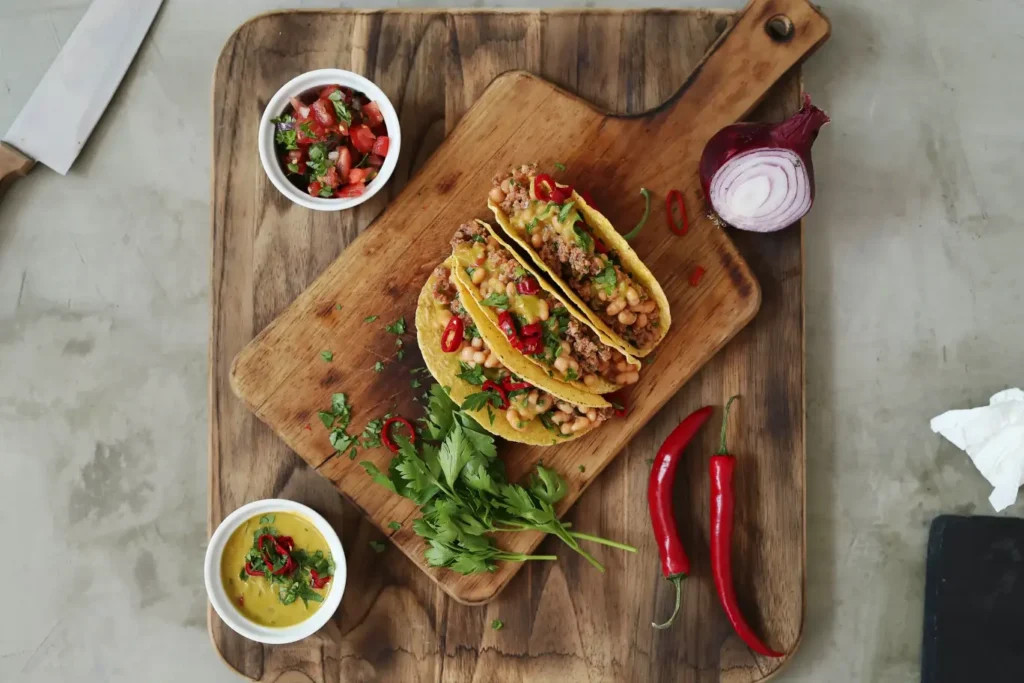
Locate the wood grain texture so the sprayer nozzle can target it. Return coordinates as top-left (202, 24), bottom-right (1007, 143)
top-left (210, 3), bottom-right (824, 681)
top-left (0, 142), bottom-right (34, 195)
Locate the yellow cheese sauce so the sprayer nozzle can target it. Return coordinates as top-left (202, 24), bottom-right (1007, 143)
top-left (454, 241), bottom-right (547, 324)
top-left (220, 512), bottom-right (334, 628)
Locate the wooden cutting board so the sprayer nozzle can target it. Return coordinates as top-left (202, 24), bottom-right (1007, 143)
top-left (210, 2), bottom-right (825, 681)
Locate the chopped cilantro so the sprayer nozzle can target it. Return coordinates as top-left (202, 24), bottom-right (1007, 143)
top-left (491, 618), bottom-right (505, 630)
top-left (558, 201), bottom-right (576, 223)
top-left (513, 265), bottom-right (526, 279)
top-left (364, 315), bottom-right (379, 323)
top-left (479, 293), bottom-right (509, 310)
top-left (328, 90), bottom-right (353, 124)
top-left (320, 350), bottom-right (333, 362)
top-left (274, 127), bottom-right (298, 151)
top-left (593, 265), bottom-right (618, 295)
top-left (573, 224), bottom-right (594, 252)
top-left (335, 304), bottom-right (342, 310)
top-left (318, 187), bottom-right (334, 198)
top-left (456, 362), bottom-right (485, 386)
top-left (461, 390), bottom-right (505, 412)
top-left (397, 349), bottom-right (405, 360)
top-left (385, 317), bottom-right (407, 335)
top-left (578, 464), bottom-right (586, 473)
top-left (369, 540), bottom-right (387, 553)
top-left (286, 162), bottom-right (300, 174)
top-left (553, 162), bottom-right (566, 172)
top-left (565, 368), bottom-right (578, 382)
top-left (355, 152), bottom-right (370, 168)
top-left (373, 361), bottom-right (385, 373)
top-left (411, 378), bottom-right (422, 389)
top-left (388, 521), bottom-right (402, 531)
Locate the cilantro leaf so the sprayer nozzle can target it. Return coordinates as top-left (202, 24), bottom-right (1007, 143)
top-left (491, 619), bottom-right (505, 630)
top-left (364, 315), bottom-right (379, 323)
top-left (565, 368), bottom-right (578, 382)
top-left (479, 293), bottom-right (509, 310)
top-left (360, 461), bottom-right (398, 493)
top-left (385, 317), bottom-right (407, 335)
top-left (438, 422), bottom-right (474, 488)
top-left (318, 411), bottom-right (335, 428)
top-left (530, 465), bottom-right (568, 505)
top-left (328, 90), bottom-right (353, 124)
top-left (275, 128), bottom-right (298, 151)
top-left (456, 362), bottom-right (485, 386)
top-left (460, 390), bottom-right (504, 412)
top-left (388, 521), bottom-right (401, 531)
top-left (369, 540), bottom-right (387, 553)
top-left (558, 201), bottom-right (576, 223)
top-left (553, 162), bottom-right (566, 172)
top-left (573, 224), bottom-right (594, 252)
top-left (374, 361), bottom-right (385, 373)
top-left (592, 265), bottom-right (618, 295)
top-left (320, 350), bottom-right (333, 362)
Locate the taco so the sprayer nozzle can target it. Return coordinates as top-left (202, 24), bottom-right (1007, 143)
top-left (488, 164), bottom-right (671, 357)
top-left (417, 260), bottom-right (614, 444)
top-left (449, 220), bottom-right (641, 394)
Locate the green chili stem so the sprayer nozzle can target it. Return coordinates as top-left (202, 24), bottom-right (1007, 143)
top-left (622, 188), bottom-right (652, 241)
top-left (718, 395), bottom-right (740, 454)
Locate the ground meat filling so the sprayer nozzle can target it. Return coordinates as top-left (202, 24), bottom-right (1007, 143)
top-left (565, 319), bottom-right (613, 373)
top-left (432, 265), bottom-right (457, 305)
top-left (450, 221), bottom-right (489, 251)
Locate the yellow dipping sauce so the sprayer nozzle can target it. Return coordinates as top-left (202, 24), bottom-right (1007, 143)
top-left (220, 512), bottom-right (334, 628)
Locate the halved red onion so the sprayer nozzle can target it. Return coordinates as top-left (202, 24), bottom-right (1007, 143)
top-left (700, 94), bottom-right (829, 233)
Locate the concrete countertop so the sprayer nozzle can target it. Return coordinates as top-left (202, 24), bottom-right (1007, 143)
top-left (1, 1), bottom-right (1021, 681)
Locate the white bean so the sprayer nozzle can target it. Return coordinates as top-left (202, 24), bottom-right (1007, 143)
top-left (527, 390), bottom-right (539, 407)
top-left (571, 417), bottom-right (592, 433)
top-left (484, 353), bottom-right (501, 368)
top-left (531, 233), bottom-right (543, 248)
top-left (606, 299), bottom-right (626, 316)
top-left (631, 300), bottom-right (656, 314)
top-left (550, 409), bottom-right (569, 424)
top-left (618, 310), bottom-right (638, 325)
top-left (626, 287), bottom-right (640, 306)
top-left (560, 341), bottom-right (571, 354)
top-left (472, 336), bottom-right (483, 349)
top-left (537, 299), bottom-right (550, 321)
top-left (471, 268), bottom-right (486, 285)
top-left (506, 282), bottom-right (516, 297)
top-left (556, 402), bottom-right (574, 414)
top-left (553, 356), bottom-right (569, 373)
top-left (472, 351), bottom-right (486, 364)
top-left (636, 313), bottom-right (649, 328)
top-left (598, 290), bottom-right (608, 302)
top-left (500, 178), bottom-right (512, 193)
top-left (586, 408), bottom-right (598, 422)
top-left (560, 423), bottom-right (574, 435)
top-left (489, 186), bottom-right (506, 203)
top-left (536, 394), bottom-right (551, 412)
top-left (568, 359), bottom-right (580, 373)
top-left (583, 374), bottom-right (598, 388)
top-left (615, 371), bottom-right (640, 385)
top-left (460, 347), bottom-right (476, 362)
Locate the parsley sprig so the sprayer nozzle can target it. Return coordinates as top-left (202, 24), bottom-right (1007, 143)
top-left (358, 384), bottom-right (636, 574)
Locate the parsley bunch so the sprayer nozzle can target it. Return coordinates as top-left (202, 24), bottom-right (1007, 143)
top-left (360, 384), bottom-right (635, 574)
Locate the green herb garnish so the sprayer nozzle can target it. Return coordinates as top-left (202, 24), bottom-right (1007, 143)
top-left (456, 362), bottom-right (485, 386)
top-left (374, 361), bottom-right (385, 373)
top-left (553, 162), bottom-right (566, 172)
top-left (573, 224), bottom-right (594, 252)
top-left (388, 521), bottom-right (402, 531)
top-left (364, 315), bottom-right (379, 323)
top-left (286, 162), bottom-right (300, 174)
top-left (320, 350), bottom-right (333, 362)
top-left (479, 293), bottom-right (509, 310)
top-left (622, 188), bottom-right (652, 241)
top-left (491, 619), bottom-right (505, 630)
top-left (328, 90), bottom-right (353, 124)
top-left (593, 265), bottom-right (617, 295)
top-left (558, 201), bottom-right (576, 223)
top-left (369, 540), bottom-right (387, 553)
top-left (578, 465), bottom-right (586, 473)
top-left (385, 317), bottom-right (407, 335)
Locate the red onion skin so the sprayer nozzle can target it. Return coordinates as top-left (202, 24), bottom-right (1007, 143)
top-left (699, 94), bottom-right (830, 229)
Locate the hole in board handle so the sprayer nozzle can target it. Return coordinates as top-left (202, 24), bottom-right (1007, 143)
top-left (765, 15), bottom-right (795, 42)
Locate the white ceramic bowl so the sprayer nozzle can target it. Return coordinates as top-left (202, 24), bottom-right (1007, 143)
top-left (258, 69), bottom-right (401, 211)
top-left (204, 499), bottom-right (347, 644)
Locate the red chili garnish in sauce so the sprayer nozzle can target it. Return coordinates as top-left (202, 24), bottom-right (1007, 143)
top-left (666, 189), bottom-right (689, 236)
top-left (519, 322), bottom-right (542, 338)
top-left (518, 336), bottom-right (542, 356)
top-left (310, 569), bottom-right (332, 590)
top-left (481, 380), bottom-right (509, 409)
top-left (689, 266), bottom-right (706, 287)
top-left (533, 174), bottom-right (556, 201)
top-left (440, 316), bottom-right (464, 352)
top-left (501, 378), bottom-right (531, 393)
top-left (608, 390), bottom-right (629, 418)
top-left (496, 311), bottom-right (519, 344)
top-left (516, 277), bottom-right (540, 295)
top-left (381, 416), bottom-right (416, 453)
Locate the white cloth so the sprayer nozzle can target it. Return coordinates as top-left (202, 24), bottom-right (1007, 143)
top-left (931, 389), bottom-right (1024, 512)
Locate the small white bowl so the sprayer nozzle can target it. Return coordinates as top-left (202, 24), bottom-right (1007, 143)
top-left (258, 69), bottom-right (401, 211)
top-left (204, 499), bottom-right (347, 644)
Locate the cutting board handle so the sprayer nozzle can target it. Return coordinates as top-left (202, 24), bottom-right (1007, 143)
top-left (0, 142), bottom-right (34, 196)
top-left (657, 0), bottom-right (830, 134)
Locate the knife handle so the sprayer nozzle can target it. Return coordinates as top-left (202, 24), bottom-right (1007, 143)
top-left (0, 142), bottom-right (35, 194)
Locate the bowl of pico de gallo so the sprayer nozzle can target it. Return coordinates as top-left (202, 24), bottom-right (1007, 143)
top-left (258, 69), bottom-right (401, 211)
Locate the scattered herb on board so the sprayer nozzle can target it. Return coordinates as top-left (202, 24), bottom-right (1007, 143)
top-left (364, 315), bottom-right (379, 323)
top-left (411, 378), bottom-right (422, 389)
top-left (579, 465), bottom-right (586, 473)
top-left (553, 162), bottom-right (566, 172)
top-left (357, 384), bottom-right (637, 574)
top-left (385, 317), bottom-right (408, 335)
top-left (388, 521), bottom-right (402, 531)
top-left (369, 540), bottom-right (387, 553)
top-left (335, 304), bottom-right (343, 311)
top-left (320, 350), bottom-right (333, 362)
top-left (491, 619), bottom-right (505, 630)
top-left (374, 361), bottom-right (385, 373)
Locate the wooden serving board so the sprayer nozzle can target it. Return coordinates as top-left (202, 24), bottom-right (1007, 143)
top-left (210, 3), bottom-right (825, 681)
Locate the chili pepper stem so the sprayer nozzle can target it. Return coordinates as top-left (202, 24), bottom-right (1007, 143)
top-left (718, 395), bottom-right (740, 454)
top-left (569, 532), bottom-right (638, 553)
top-left (652, 575), bottom-right (684, 630)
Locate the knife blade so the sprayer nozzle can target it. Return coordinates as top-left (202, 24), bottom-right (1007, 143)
top-left (2, 0), bottom-right (164, 177)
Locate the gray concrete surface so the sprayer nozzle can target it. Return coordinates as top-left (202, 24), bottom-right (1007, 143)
top-left (1, 0), bottom-right (1021, 681)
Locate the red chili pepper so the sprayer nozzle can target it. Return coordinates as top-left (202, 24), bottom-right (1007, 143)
top-left (689, 265), bottom-right (706, 287)
top-left (710, 397), bottom-right (784, 657)
top-left (666, 189), bottom-right (689, 236)
top-left (579, 189), bottom-right (597, 209)
top-left (276, 536), bottom-right (295, 553)
top-left (244, 561), bottom-right (265, 578)
top-left (310, 569), bottom-right (332, 590)
top-left (481, 380), bottom-right (509, 408)
top-left (519, 322), bottom-right (542, 337)
top-left (516, 277), bottom-right (540, 295)
top-left (533, 174), bottom-right (556, 201)
top-left (237, 596), bottom-right (244, 607)
top-left (381, 416), bottom-right (416, 453)
top-left (594, 238), bottom-right (609, 254)
top-left (440, 316), bottom-right (464, 353)
top-left (549, 186), bottom-right (573, 203)
top-left (501, 377), bottom-right (531, 393)
top-left (518, 336), bottom-right (542, 355)
top-left (496, 311), bottom-right (519, 344)
top-left (608, 390), bottom-right (629, 417)
top-left (648, 405), bottom-right (714, 629)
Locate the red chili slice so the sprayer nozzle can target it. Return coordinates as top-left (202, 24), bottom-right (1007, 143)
top-left (501, 378), bottom-right (531, 393)
top-left (666, 189), bottom-right (690, 236)
top-left (549, 185), bottom-right (573, 203)
top-left (481, 380), bottom-right (509, 409)
top-left (516, 277), bottom-right (540, 295)
top-left (440, 316), bottom-right (464, 352)
top-left (496, 311), bottom-right (519, 344)
top-left (520, 322), bottom-right (541, 337)
top-left (310, 569), bottom-right (332, 590)
top-left (533, 174), bottom-right (556, 201)
top-left (689, 266), bottom-right (706, 287)
top-left (244, 561), bottom-right (265, 578)
top-left (609, 390), bottom-right (629, 417)
top-left (381, 416), bottom-right (416, 453)
top-left (518, 336), bottom-right (543, 355)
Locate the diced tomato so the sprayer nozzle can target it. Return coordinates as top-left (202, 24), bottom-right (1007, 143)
top-left (296, 118), bottom-right (327, 144)
top-left (319, 85), bottom-right (341, 99)
top-left (347, 167), bottom-right (368, 184)
top-left (367, 154), bottom-right (385, 168)
top-left (335, 146), bottom-right (352, 182)
top-left (350, 124), bottom-right (377, 154)
top-left (289, 96), bottom-right (310, 119)
top-left (311, 98), bottom-right (336, 127)
top-left (337, 119), bottom-right (349, 136)
top-left (308, 180), bottom-right (323, 197)
top-left (334, 182), bottom-right (366, 198)
top-left (323, 166), bottom-right (341, 189)
top-left (362, 101), bottom-right (384, 128)
top-left (283, 149), bottom-right (306, 175)
top-left (371, 135), bottom-right (390, 157)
